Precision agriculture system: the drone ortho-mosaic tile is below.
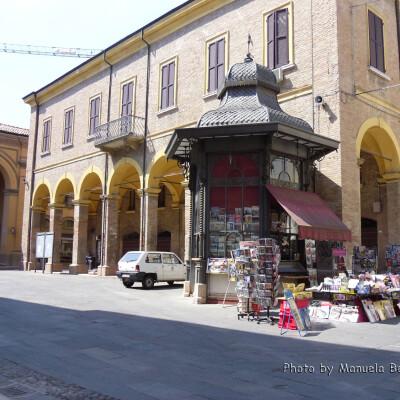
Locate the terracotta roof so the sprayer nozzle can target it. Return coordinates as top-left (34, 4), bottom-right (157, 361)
top-left (0, 123), bottom-right (29, 136)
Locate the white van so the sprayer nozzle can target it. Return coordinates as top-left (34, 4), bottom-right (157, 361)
top-left (116, 251), bottom-right (186, 289)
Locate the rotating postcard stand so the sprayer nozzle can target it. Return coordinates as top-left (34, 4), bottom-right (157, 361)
top-left (280, 289), bottom-right (312, 336)
top-left (233, 238), bottom-right (280, 325)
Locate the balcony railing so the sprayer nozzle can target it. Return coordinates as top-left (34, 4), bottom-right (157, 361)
top-left (94, 115), bottom-right (145, 149)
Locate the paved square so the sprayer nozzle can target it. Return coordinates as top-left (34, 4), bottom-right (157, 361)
top-left (0, 271), bottom-right (399, 399)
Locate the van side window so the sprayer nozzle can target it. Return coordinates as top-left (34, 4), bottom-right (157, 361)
top-left (163, 254), bottom-right (181, 264)
top-left (171, 254), bottom-right (181, 264)
top-left (146, 253), bottom-right (162, 263)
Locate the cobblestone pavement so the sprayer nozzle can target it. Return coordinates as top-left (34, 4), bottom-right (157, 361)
top-left (0, 358), bottom-right (117, 399)
top-left (1, 271), bottom-right (400, 399)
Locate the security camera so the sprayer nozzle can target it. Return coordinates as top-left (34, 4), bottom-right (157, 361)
top-left (22, 178), bottom-right (27, 184)
top-left (315, 95), bottom-right (324, 105)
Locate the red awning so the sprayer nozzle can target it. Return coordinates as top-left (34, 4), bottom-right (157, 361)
top-left (267, 185), bottom-right (352, 242)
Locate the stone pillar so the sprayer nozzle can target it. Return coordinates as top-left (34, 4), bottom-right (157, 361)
top-left (0, 189), bottom-right (18, 266)
top-left (98, 195), bottom-right (120, 276)
top-left (385, 178), bottom-right (400, 244)
top-left (87, 213), bottom-right (98, 260)
top-left (116, 210), bottom-right (121, 267)
top-left (170, 201), bottom-right (181, 256)
top-left (142, 188), bottom-right (160, 251)
top-left (27, 207), bottom-right (44, 271)
top-left (45, 203), bottom-right (64, 273)
top-left (181, 180), bottom-right (191, 297)
top-left (69, 200), bottom-right (90, 274)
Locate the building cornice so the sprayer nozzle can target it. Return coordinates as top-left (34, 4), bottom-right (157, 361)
top-left (23, 0), bottom-right (235, 107)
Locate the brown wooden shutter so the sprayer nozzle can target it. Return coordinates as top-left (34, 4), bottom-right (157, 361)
top-left (161, 62), bottom-right (175, 109)
top-left (217, 38), bottom-right (225, 91)
top-left (369, 11), bottom-right (385, 73)
top-left (127, 82), bottom-right (133, 115)
top-left (267, 13), bottom-right (275, 69)
top-left (161, 64), bottom-right (169, 109)
top-left (208, 41), bottom-right (217, 92)
top-left (121, 82), bottom-right (133, 117)
top-left (64, 110), bottom-right (72, 144)
top-left (89, 98), bottom-right (96, 136)
top-left (43, 120), bottom-right (50, 152)
top-left (368, 11), bottom-right (377, 68)
top-left (168, 61), bottom-right (175, 107)
top-left (375, 16), bottom-right (385, 72)
top-left (121, 84), bottom-right (128, 116)
top-left (276, 8), bottom-right (289, 67)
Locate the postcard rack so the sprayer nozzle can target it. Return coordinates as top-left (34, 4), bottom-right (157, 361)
top-left (233, 238), bottom-right (280, 325)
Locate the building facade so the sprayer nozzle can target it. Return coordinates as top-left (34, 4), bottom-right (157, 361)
top-left (0, 123), bottom-right (28, 266)
top-left (22, 0), bottom-right (400, 299)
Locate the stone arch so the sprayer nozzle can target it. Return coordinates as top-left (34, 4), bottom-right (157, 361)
top-left (108, 158), bottom-right (143, 209)
top-left (0, 154), bottom-right (18, 189)
top-left (53, 173), bottom-right (77, 204)
top-left (77, 167), bottom-right (104, 201)
top-left (32, 179), bottom-right (52, 208)
top-left (356, 117), bottom-right (400, 175)
top-left (146, 152), bottom-right (183, 204)
top-left (108, 157), bottom-right (143, 195)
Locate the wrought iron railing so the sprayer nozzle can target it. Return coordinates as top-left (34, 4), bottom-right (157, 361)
top-left (94, 115), bottom-right (145, 146)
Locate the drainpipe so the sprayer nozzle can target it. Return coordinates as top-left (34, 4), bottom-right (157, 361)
top-left (140, 30), bottom-right (151, 250)
top-left (27, 93), bottom-right (39, 269)
top-left (396, 0), bottom-right (400, 78)
top-left (100, 52), bottom-right (113, 266)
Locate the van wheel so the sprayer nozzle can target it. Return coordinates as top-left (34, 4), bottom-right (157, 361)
top-left (167, 281), bottom-right (174, 286)
top-left (123, 281), bottom-right (133, 288)
top-left (142, 275), bottom-right (155, 289)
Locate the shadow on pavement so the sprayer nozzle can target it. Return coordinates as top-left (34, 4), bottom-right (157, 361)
top-left (0, 297), bottom-right (400, 400)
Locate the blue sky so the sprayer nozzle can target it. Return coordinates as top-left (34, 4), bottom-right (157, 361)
top-left (0, 0), bottom-right (187, 129)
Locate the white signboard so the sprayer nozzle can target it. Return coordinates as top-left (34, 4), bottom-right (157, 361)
top-left (36, 232), bottom-right (54, 259)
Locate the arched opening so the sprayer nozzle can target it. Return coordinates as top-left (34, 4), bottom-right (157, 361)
top-left (157, 231), bottom-right (171, 252)
top-left (60, 218), bottom-right (74, 264)
top-left (53, 177), bottom-right (75, 270)
top-left (109, 160), bottom-right (142, 261)
top-left (147, 155), bottom-right (184, 258)
top-left (361, 217), bottom-right (377, 248)
top-left (357, 118), bottom-right (400, 269)
top-left (122, 231), bottom-right (140, 254)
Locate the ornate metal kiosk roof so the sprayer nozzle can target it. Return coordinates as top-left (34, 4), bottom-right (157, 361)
top-left (197, 58), bottom-right (312, 133)
top-left (166, 58), bottom-right (339, 164)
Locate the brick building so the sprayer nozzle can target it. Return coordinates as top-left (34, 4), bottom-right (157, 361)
top-left (0, 123), bottom-right (28, 266)
top-left (22, 0), bottom-right (400, 300)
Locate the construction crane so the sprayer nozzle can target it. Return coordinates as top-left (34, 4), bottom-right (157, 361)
top-left (0, 43), bottom-right (102, 58)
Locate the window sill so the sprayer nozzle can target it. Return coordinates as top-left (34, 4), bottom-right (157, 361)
top-left (272, 63), bottom-right (296, 82)
top-left (158, 207), bottom-right (166, 211)
top-left (202, 91), bottom-right (218, 100)
top-left (126, 210), bottom-right (136, 214)
top-left (62, 143), bottom-right (73, 150)
top-left (281, 63), bottom-right (296, 72)
top-left (86, 135), bottom-right (96, 142)
top-left (40, 151), bottom-right (50, 157)
top-left (156, 105), bottom-right (178, 116)
top-left (367, 66), bottom-right (391, 81)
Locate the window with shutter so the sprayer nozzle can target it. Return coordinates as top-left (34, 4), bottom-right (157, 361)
top-left (208, 38), bottom-right (225, 93)
top-left (205, 32), bottom-right (228, 95)
top-left (63, 109), bottom-right (74, 145)
top-left (42, 119), bottom-right (51, 153)
top-left (89, 96), bottom-right (100, 136)
top-left (121, 81), bottom-right (134, 117)
top-left (267, 8), bottom-right (289, 70)
top-left (160, 60), bottom-right (176, 110)
top-left (368, 10), bottom-right (385, 73)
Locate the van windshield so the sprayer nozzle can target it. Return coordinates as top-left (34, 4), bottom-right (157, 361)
top-left (120, 253), bottom-right (141, 262)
